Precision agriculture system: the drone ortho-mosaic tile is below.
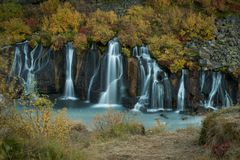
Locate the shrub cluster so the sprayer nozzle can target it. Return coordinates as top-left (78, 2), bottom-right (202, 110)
top-left (199, 106), bottom-right (240, 159)
top-left (92, 109), bottom-right (145, 140)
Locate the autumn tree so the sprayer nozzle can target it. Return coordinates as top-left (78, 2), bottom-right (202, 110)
top-left (0, 2), bottom-right (23, 22)
top-left (40, 0), bottom-right (60, 16)
top-left (0, 3), bottom-right (31, 46)
top-left (42, 2), bottom-right (85, 50)
top-left (0, 18), bottom-right (31, 46)
top-left (117, 5), bottom-right (154, 56)
top-left (180, 12), bottom-right (215, 41)
top-left (85, 9), bottom-right (118, 45)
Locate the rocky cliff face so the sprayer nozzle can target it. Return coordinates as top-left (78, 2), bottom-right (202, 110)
top-left (0, 46), bottom-right (14, 77)
top-left (75, 44), bottom-right (101, 100)
top-left (198, 16), bottom-right (240, 72)
top-left (1, 16), bottom-right (240, 110)
top-left (36, 50), bottom-right (65, 94)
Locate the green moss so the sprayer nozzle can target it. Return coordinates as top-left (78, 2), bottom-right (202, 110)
top-left (93, 110), bottom-right (145, 140)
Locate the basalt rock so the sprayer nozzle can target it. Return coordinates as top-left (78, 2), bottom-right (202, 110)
top-left (35, 49), bottom-right (66, 94)
top-left (197, 16), bottom-right (240, 72)
top-left (127, 58), bottom-right (138, 97)
top-left (75, 44), bottom-right (101, 100)
top-left (0, 46), bottom-right (14, 77)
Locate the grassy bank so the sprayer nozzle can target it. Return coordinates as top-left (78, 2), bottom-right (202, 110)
top-left (0, 93), bottom-right (240, 159)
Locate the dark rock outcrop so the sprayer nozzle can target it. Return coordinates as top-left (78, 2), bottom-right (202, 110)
top-left (75, 44), bottom-right (101, 100)
top-left (198, 16), bottom-right (240, 72)
top-left (127, 58), bottom-right (138, 97)
top-left (0, 46), bottom-right (14, 77)
top-left (36, 50), bottom-right (65, 94)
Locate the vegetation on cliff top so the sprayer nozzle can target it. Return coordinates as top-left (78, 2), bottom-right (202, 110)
top-left (0, 0), bottom-right (240, 73)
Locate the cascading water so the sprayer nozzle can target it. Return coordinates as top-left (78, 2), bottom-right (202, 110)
top-left (224, 91), bottom-right (233, 107)
top-left (87, 65), bottom-right (99, 101)
top-left (200, 70), bottom-right (205, 92)
top-left (205, 72), bottom-right (221, 109)
top-left (98, 38), bottom-right (125, 104)
top-left (10, 42), bottom-right (51, 95)
top-left (133, 46), bottom-right (172, 112)
top-left (86, 44), bottom-right (101, 102)
top-left (10, 46), bottom-right (22, 77)
top-left (62, 43), bottom-right (77, 100)
top-left (205, 72), bottom-right (233, 109)
top-left (177, 69), bottom-right (188, 113)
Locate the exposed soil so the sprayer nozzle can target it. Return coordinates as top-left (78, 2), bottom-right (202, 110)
top-left (83, 128), bottom-right (208, 160)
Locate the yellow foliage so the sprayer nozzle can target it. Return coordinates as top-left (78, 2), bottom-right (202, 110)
top-left (0, 2), bottom-right (23, 22)
top-left (0, 78), bottom-right (23, 100)
top-left (73, 33), bottom-right (88, 53)
top-left (122, 47), bottom-right (131, 58)
top-left (42, 2), bottom-right (84, 50)
top-left (40, 0), bottom-right (60, 15)
top-left (0, 18), bottom-right (31, 46)
top-left (180, 12), bottom-right (215, 41)
top-left (118, 6), bottom-right (153, 47)
top-left (147, 0), bottom-right (171, 10)
top-left (9, 97), bottom-right (72, 143)
top-left (147, 35), bottom-right (191, 73)
top-left (43, 3), bottom-right (84, 35)
top-left (86, 9), bottom-right (118, 45)
top-left (170, 59), bottom-right (187, 73)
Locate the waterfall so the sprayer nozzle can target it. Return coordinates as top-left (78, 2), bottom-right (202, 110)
top-left (87, 66), bottom-right (99, 101)
top-left (205, 72), bottom-right (233, 109)
top-left (86, 44), bottom-right (101, 102)
top-left (200, 70), bottom-right (205, 92)
top-left (10, 42), bottom-right (51, 95)
top-left (177, 69), bottom-right (188, 113)
top-left (133, 46), bottom-right (172, 112)
top-left (205, 72), bottom-right (221, 109)
top-left (224, 91), bottom-right (233, 107)
top-left (62, 43), bottom-right (77, 100)
top-left (98, 38), bottom-right (125, 104)
top-left (10, 46), bottom-right (22, 77)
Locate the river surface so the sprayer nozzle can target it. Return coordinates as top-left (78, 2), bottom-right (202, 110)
top-left (53, 100), bottom-right (203, 131)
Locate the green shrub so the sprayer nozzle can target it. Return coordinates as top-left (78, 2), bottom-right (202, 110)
top-left (0, 136), bottom-right (86, 160)
top-left (92, 110), bottom-right (145, 140)
top-left (147, 118), bottom-right (166, 135)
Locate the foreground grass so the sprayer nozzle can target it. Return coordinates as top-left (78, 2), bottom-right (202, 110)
top-left (199, 106), bottom-right (240, 159)
top-left (83, 128), bottom-right (207, 160)
top-left (1, 94), bottom-right (240, 160)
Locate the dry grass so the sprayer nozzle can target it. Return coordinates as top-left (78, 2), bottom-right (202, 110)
top-left (199, 106), bottom-right (240, 159)
top-left (83, 128), bottom-right (208, 160)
